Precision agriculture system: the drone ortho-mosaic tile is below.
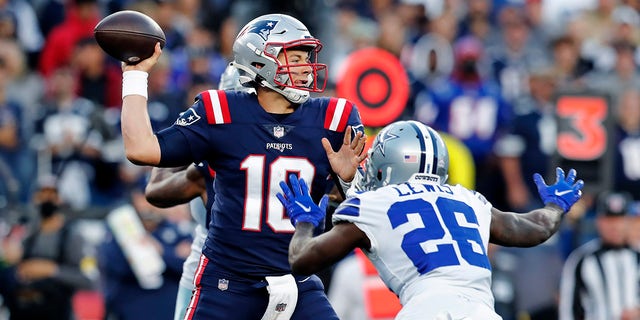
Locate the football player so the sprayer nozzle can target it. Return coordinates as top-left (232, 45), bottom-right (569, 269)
top-left (278, 120), bottom-right (583, 320)
top-left (120, 13), bottom-right (366, 320)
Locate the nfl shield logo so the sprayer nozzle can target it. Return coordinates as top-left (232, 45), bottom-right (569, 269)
top-left (273, 126), bottom-right (285, 138)
top-left (218, 279), bottom-right (229, 291)
top-left (275, 303), bottom-right (287, 312)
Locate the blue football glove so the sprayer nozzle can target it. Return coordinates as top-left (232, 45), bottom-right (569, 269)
top-left (276, 174), bottom-right (328, 227)
top-left (533, 167), bottom-right (584, 213)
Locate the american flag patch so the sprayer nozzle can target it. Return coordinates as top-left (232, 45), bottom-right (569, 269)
top-left (275, 303), bottom-right (287, 312)
top-left (404, 154), bottom-right (418, 163)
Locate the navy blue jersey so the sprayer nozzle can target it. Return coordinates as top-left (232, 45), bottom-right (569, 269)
top-left (194, 161), bottom-right (216, 228)
top-left (160, 90), bottom-right (362, 277)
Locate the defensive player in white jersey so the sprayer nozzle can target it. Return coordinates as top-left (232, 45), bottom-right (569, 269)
top-left (277, 120), bottom-right (584, 320)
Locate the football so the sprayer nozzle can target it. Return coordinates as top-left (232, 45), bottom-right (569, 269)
top-left (94, 10), bottom-right (166, 65)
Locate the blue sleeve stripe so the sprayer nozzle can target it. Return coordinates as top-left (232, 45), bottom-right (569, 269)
top-left (335, 198), bottom-right (361, 217)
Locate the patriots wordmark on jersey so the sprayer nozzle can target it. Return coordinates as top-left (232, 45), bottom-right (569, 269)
top-left (164, 90), bottom-right (363, 276)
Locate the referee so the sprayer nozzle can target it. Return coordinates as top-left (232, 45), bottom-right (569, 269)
top-left (559, 191), bottom-right (640, 320)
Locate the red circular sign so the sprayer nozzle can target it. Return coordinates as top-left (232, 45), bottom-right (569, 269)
top-left (337, 48), bottom-right (409, 127)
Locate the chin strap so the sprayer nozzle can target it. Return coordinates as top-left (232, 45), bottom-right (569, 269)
top-left (277, 85), bottom-right (310, 104)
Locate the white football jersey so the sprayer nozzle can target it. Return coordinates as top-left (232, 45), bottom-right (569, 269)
top-left (189, 196), bottom-right (208, 229)
top-left (333, 179), bottom-right (501, 320)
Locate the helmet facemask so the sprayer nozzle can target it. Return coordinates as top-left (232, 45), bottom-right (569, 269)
top-left (266, 40), bottom-right (327, 93)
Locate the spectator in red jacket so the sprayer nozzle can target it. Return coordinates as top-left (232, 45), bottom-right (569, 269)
top-left (38, 0), bottom-right (100, 78)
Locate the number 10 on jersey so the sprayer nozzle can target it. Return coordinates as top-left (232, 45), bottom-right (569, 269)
top-left (241, 155), bottom-right (315, 232)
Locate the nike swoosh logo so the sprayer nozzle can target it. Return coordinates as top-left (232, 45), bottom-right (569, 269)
top-left (297, 276), bottom-right (311, 283)
top-left (555, 190), bottom-right (572, 196)
top-left (295, 201), bottom-right (311, 212)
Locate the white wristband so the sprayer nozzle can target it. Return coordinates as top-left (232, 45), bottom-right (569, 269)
top-left (122, 70), bottom-right (148, 99)
top-left (337, 175), bottom-right (352, 193)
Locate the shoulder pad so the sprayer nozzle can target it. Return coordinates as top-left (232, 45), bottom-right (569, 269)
top-left (332, 197), bottom-right (362, 224)
top-left (324, 97), bottom-right (354, 132)
top-left (197, 90), bottom-right (231, 124)
top-left (471, 190), bottom-right (489, 205)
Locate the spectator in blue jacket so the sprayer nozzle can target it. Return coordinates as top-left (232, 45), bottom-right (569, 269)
top-left (97, 184), bottom-right (192, 320)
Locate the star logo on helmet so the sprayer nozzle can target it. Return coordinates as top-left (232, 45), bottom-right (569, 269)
top-left (374, 129), bottom-right (399, 156)
top-left (246, 20), bottom-right (279, 41)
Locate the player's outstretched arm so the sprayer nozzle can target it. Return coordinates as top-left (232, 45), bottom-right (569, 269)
top-left (277, 174), bottom-right (369, 275)
top-left (121, 42), bottom-right (162, 165)
top-left (289, 222), bottom-right (368, 275)
top-left (321, 126), bottom-right (367, 182)
top-left (490, 167), bottom-right (584, 247)
top-left (145, 164), bottom-right (206, 208)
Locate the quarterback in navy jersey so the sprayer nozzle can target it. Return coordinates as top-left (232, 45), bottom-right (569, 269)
top-left (180, 89), bottom-right (362, 275)
top-left (120, 13), bottom-right (365, 320)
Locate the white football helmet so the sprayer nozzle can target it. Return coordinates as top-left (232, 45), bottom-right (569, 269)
top-left (360, 120), bottom-right (449, 191)
top-left (219, 63), bottom-right (242, 91)
top-left (218, 63), bottom-right (256, 94)
top-left (231, 14), bottom-right (327, 104)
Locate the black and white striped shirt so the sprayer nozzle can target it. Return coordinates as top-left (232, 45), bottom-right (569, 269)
top-left (559, 239), bottom-right (640, 320)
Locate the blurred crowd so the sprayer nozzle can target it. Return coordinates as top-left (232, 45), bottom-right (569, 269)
top-left (1, 0), bottom-right (640, 319)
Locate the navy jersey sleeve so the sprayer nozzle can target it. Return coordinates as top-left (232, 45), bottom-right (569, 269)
top-left (194, 161), bottom-right (216, 226)
top-left (316, 97), bottom-right (364, 195)
top-left (345, 101), bottom-right (364, 135)
top-left (321, 97), bottom-right (364, 148)
top-left (156, 90), bottom-right (229, 166)
top-left (194, 161), bottom-right (213, 180)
